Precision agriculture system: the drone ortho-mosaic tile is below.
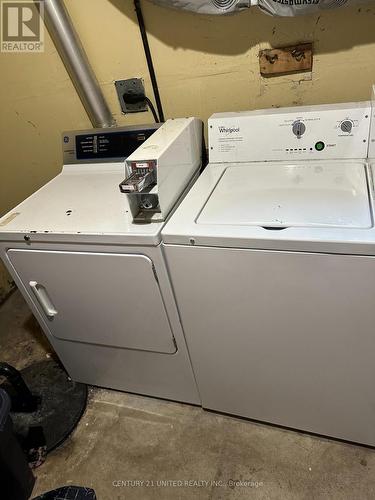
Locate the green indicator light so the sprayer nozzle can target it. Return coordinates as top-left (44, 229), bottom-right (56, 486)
top-left (315, 141), bottom-right (325, 151)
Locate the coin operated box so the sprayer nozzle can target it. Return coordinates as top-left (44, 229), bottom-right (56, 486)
top-left (120, 118), bottom-right (203, 223)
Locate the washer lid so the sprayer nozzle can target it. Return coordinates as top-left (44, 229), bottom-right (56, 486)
top-left (197, 162), bottom-right (372, 229)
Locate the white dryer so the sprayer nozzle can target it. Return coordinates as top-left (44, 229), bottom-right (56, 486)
top-left (162, 102), bottom-right (375, 444)
top-left (0, 119), bottom-right (202, 405)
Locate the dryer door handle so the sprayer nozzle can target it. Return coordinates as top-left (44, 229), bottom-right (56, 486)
top-left (29, 281), bottom-right (58, 319)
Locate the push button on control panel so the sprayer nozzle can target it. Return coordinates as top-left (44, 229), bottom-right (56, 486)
top-left (315, 141), bottom-right (325, 151)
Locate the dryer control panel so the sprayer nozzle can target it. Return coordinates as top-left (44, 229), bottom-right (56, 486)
top-left (62, 123), bottom-right (161, 164)
top-left (209, 102), bottom-right (371, 163)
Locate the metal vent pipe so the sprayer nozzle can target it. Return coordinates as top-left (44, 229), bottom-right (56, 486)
top-left (42, 0), bottom-right (115, 128)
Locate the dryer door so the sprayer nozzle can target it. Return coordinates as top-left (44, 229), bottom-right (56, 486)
top-left (7, 249), bottom-right (176, 354)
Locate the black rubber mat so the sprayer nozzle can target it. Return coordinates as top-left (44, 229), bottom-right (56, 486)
top-left (33, 486), bottom-right (96, 500)
top-left (1, 359), bottom-right (87, 453)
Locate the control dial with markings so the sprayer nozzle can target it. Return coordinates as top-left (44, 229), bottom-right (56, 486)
top-left (340, 120), bottom-right (353, 134)
top-left (292, 121), bottom-right (306, 138)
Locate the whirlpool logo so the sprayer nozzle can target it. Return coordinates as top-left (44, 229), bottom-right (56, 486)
top-left (218, 126), bottom-right (240, 134)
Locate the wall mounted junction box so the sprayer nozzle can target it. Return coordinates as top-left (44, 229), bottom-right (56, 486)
top-left (115, 78), bottom-right (148, 114)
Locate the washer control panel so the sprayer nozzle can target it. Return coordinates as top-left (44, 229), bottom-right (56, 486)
top-left (209, 102), bottom-right (371, 163)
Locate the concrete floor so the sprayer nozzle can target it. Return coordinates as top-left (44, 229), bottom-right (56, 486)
top-left (1, 292), bottom-right (375, 499)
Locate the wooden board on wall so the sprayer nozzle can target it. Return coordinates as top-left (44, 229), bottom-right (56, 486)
top-left (259, 43), bottom-right (313, 77)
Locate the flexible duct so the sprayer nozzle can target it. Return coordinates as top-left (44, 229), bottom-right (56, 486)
top-left (148, 0), bottom-right (371, 16)
top-left (42, 0), bottom-right (115, 128)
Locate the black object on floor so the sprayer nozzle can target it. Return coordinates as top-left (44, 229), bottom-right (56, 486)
top-left (0, 388), bottom-right (35, 500)
top-left (1, 359), bottom-right (87, 454)
top-left (33, 486), bottom-right (97, 500)
top-left (0, 362), bottom-right (39, 411)
top-left (24, 425), bottom-right (47, 468)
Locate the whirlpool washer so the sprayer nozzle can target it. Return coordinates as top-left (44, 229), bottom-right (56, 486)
top-left (162, 101), bottom-right (375, 445)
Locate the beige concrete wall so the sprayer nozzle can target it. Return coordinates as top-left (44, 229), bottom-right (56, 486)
top-left (1, 0), bottom-right (375, 299)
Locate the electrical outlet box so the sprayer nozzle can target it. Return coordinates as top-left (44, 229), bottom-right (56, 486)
top-left (115, 78), bottom-right (148, 114)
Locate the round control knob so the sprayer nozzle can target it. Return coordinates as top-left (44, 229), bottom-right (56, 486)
top-left (340, 120), bottom-right (353, 134)
top-left (292, 121), bottom-right (306, 138)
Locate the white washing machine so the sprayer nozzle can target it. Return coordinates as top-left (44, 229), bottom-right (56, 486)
top-left (0, 119), bottom-right (202, 405)
top-left (162, 102), bottom-right (375, 444)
